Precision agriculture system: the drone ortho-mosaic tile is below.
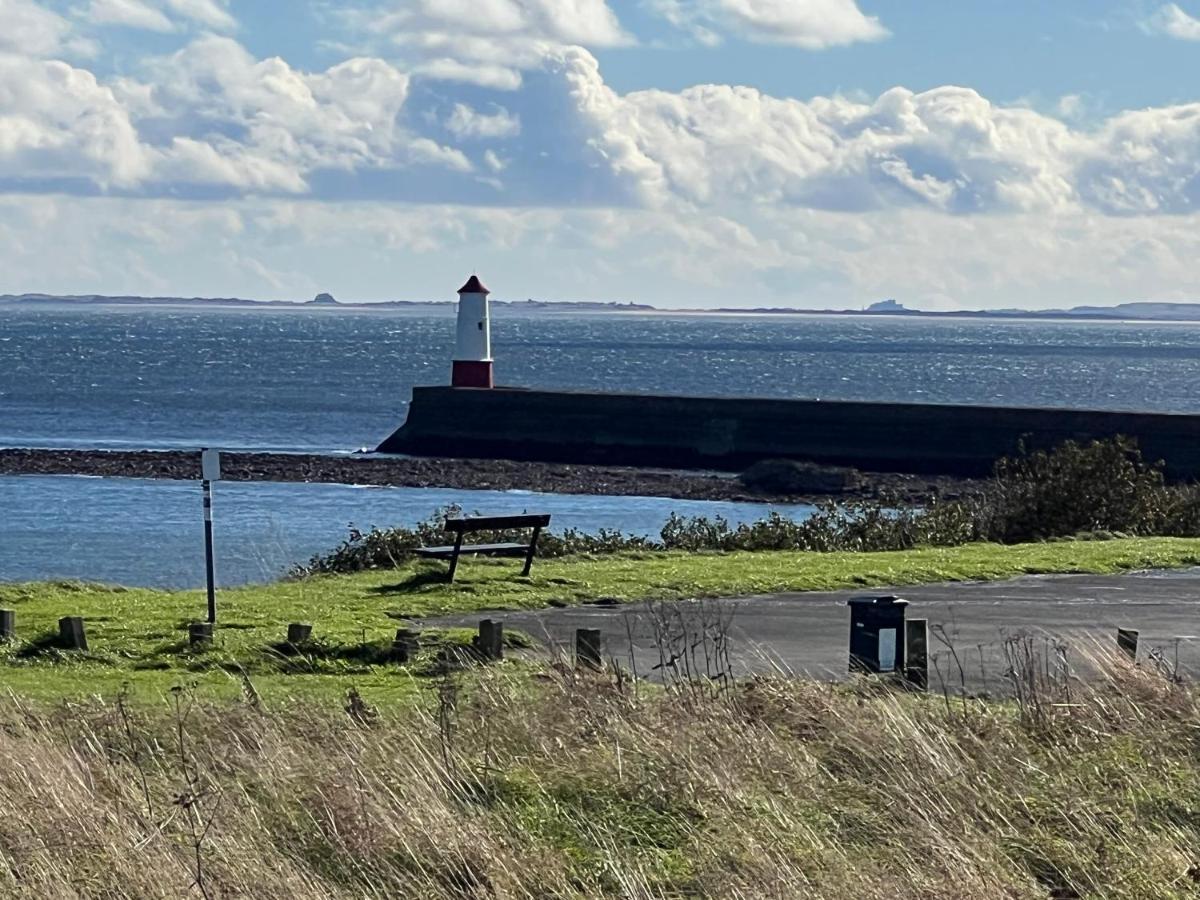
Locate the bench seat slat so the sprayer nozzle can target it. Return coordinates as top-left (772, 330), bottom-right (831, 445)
top-left (445, 514), bottom-right (552, 532)
top-left (415, 542), bottom-right (531, 559)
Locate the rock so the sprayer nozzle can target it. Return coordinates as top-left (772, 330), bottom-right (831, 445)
top-left (739, 458), bottom-right (863, 495)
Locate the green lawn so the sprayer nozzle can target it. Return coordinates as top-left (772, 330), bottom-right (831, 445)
top-left (2, 537), bottom-right (1199, 702)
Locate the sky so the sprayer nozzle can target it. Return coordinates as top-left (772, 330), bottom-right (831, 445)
top-left (2, 0), bottom-right (1200, 308)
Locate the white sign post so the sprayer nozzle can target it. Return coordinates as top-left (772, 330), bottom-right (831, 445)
top-left (200, 449), bottom-right (221, 624)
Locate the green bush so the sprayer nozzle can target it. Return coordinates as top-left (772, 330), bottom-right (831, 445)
top-left (295, 437), bottom-right (1200, 576)
top-left (971, 437), bottom-right (1200, 543)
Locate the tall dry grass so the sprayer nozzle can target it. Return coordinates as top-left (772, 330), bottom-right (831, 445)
top-left (0, 649), bottom-right (1197, 899)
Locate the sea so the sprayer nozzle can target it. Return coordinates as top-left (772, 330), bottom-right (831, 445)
top-left (4, 304), bottom-right (1200, 587)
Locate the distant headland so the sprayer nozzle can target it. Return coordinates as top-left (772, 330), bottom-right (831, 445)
top-left (3, 291), bottom-right (1200, 322)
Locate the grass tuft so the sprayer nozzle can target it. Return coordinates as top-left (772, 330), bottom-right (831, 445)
top-left (0, 650), bottom-right (1196, 897)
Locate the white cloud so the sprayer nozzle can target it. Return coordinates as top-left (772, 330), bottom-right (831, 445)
top-left (85, 0), bottom-right (175, 32)
top-left (6, 195), bottom-right (1200, 310)
top-left (0, 0), bottom-right (79, 56)
top-left (387, 0), bottom-right (629, 47)
top-left (445, 103), bottom-right (521, 139)
top-left (0, 54), bottom-right (150, 187)
top-left (340, 0), bottom-right (630, 89)
top-left (548, 49), bottom-right (1077, 214)
top-left (163, 0), bottom-right (236, 30)
top-left (0, 34), bottom-right (472, 196)
top-left (80, 0), bottom-right (237, 32)
top-left (134, 37), bottom-right (469, 190)
top-left (1145, 3), bottom-right (1200, 40)
top-left (415, 58), bottom-right (524, 90)
top-left (1077, 103), bottom-right (1200, 213)
top-left (4, 23), bottom-right (1200, 308)
top-left (650, 0), bottom-right (888, 48)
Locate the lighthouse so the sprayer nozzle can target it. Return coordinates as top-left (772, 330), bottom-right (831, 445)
top-left (452, 274), bottom-right (494, 388)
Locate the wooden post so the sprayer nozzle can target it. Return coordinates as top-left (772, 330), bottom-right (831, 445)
top-left (59, 617), bottom-right (87, 651)
top-left (576, 628), bottom-right (603, 670)
top-left (904, 619), bottom-right (928, 690)
top-left (474, 619), bottom-right (504, 661)
top-left (0, 609), bottom-right (14, 641)
top-left (392, 628), bottom-right (420, 663)
top-left (1117, 628), bottom-right (1139, 662)
top-left (287, 623), bottom-right (313, 645)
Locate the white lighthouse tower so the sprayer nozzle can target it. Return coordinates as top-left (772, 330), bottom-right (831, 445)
top-left (452, 274), bottom-right (494, 388)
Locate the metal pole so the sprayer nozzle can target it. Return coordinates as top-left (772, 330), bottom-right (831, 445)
top-left (203, 478), bottom-right (217, 624)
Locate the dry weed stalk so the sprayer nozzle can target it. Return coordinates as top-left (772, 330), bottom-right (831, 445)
top-left (0, 648), bottom-right (1194, 898)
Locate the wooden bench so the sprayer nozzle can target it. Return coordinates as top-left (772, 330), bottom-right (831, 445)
top-left (415, 513), bottom-right (551, 582)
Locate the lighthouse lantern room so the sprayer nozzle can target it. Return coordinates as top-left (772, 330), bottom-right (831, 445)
top-left (452, 274), bottom-right (494, 388)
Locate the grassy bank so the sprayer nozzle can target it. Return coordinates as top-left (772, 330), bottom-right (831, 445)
top-left (1, 537), bottom-right (1199, 701)
top-left (0, 654), bottom-right (1195, 898)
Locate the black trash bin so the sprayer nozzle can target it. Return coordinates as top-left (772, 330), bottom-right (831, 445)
top-left (847, 595), bottom-right (909, 674)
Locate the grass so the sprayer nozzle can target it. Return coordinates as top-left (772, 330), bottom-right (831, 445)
top-left (0, 650), bottom-right (1196, 898)
top-left (2, 537), bottom-right (1200, 701)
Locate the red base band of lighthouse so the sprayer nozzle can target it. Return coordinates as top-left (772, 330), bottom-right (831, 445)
top-left (451, 359), bottom-right (494, 388)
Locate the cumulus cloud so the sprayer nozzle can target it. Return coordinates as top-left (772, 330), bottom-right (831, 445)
top-left (385, 0), bottom-right (629, 47)
top-left (1077, 103), bottom-right (1200, 214)
top-left (649, 0), bottom-right (888, 48)
top-left (0, 34), bottom-right (473, 197)
top-left (342, 0), bottom-right (630, 88)
top-left (542, 48), bottom-right (1077, 214)
top-left (3, 23), bottom-right (1200, 231)
top-left (130, 37), bottom-right (469, 191)
top-left (444, 103), bottom-right (521, 139)
top-left (0, 54), bottom-right (150, 187)
top-left (0, 0), bottom-right (83, 56)
top-left (1145, 3), bottom-right (1200, 40)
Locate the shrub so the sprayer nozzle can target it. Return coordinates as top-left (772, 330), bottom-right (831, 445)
top-left (295, 507), bottom-right (657, 576)
top-left (974, 437), bottom-right (1169, 542)
top-left (295, 437), bottom-right (1200, 576)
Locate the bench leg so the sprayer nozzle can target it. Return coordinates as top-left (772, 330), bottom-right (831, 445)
top-left (447, 532), bottom-right (465, 583)
top-left (522, 526), bottom-right (542, 577)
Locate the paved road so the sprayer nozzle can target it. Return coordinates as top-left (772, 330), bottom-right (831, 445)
top-left (427, 570), bottom-right (1200, 690)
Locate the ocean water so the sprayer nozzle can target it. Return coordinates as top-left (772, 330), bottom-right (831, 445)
top-left (4, 305), bottom-right (1200, 586)
top-left (4, 305), bottom-right (1200, 452)
top-left (0, 475), bottom-right (812, 588)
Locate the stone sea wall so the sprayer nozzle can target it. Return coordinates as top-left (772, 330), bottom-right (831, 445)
top-left (377, 386), bottom-right (1200, 478)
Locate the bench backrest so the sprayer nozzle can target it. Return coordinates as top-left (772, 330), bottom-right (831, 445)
top-left (445, 514), bottom-right (552, 534)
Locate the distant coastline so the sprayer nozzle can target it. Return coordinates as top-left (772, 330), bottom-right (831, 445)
top-left (4, 292), bottom-right (1200, 322)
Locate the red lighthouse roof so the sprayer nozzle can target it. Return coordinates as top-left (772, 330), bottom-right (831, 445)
top-left (457, 275), bottom-right (490, 294)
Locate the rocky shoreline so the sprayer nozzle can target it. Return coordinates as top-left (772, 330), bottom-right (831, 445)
top-left (0, 448), bottom-right (975, 506)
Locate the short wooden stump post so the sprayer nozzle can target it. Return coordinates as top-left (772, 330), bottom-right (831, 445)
top-left (1117, 628), bottom-right (1139, 662)
top-left (189, 622), bottom-right (214, 647)
top-left (576, 628), bottom-right (603, 671)
top-left (474, 619), bottom-right (504, 662)
top-left (393, 628), bottom-right (420, 663)
top-left (904, 619), bottom-right (928, 691)
top-left (0, 609), bottom-right (15, 641)
top-left (59, 616), bottom-right (88, 651)
top-left (287, 623), bottom-right (313, 645)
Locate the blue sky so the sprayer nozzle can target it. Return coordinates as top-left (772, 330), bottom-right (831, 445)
top-left (2, 0), bottom-right (1200, 308)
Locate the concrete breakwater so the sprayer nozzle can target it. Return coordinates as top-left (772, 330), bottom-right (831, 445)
top-left (377, 386), bottom-right (1200, 478)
